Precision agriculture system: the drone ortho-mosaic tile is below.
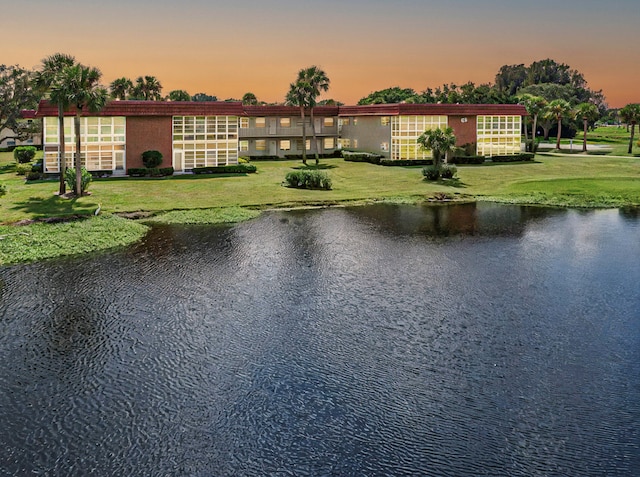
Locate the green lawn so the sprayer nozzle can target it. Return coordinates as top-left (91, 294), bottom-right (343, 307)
top-left (1, 150), bottom-right (639, 264)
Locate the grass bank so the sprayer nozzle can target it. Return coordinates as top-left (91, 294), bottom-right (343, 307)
top-left (1, 150), bottom-right (639, 264)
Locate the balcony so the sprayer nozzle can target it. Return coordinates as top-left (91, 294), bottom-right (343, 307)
top-left (240, 125), bottom-right (338, 138)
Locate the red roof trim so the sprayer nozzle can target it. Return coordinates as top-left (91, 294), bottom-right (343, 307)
top-left (36, 100), bottom-right (525, 118)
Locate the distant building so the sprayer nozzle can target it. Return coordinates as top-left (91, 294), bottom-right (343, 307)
top-left (0, 110), bottom-right (41, 149)
top-left (35, 101), bottom-right (526, 175)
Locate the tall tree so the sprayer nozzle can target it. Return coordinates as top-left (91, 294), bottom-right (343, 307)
top-left (0, 65), bottom-right (37, 139)
top-left (168, 89), bottom-right (191, 101)
top-left (495, 64), bottom-right (527, 96)
top-left (545, 99), bottom-right (573, 150)
top-left (242, 92), bottom-right (258, 105)
top-left (285, 79), bottom-right (312, 165)
top-left (109, 77), bottom-right (133, 100)
top-left (518, 94), bottom-right (547, 149)
top-left (618, 104), bottom-right (640, 154)
top-left (191, 92), bottom-right (217, 102)
top-left (574, 102), bottom-right (600, 152)
top-left (295, 66), bottom-right (330, 164)
top-left (33, 53), bottom-right (77, 195)
top-left (417, 127), bottom-right (457, 169)
top-left (51, 64), bottom-right (108, 195)
top-left (130, 76), bottom-right (163, 100)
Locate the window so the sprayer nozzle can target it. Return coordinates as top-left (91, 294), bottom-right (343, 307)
top-left (42, 116), bottom-right (127, 173)
top-left (240, 117), bottom-right (249, 128)
top-left (256, 139), bottom-right (266, 151)
top-left (280, 118), bottom-right (291, 127)
top-left (390, 115), bottom-right (448, 160)
top-left (353, 139), bottom-right (358, 148)
top-left (476, 115), bottom-right (521, 156)
top-left (381, 116), bottom-right (390, 126)
top-left (280, 140), bottom-right (291, 150)
top-left (239, 140), bottom-right (249, 152)
top-left (338, 138), bottom-right (351, 149)
top-left (381, 142), bottom-right (389, 152)
top-left (296, 139), bottom-right (311, 151)
top-left (324, 137), bottom-right (335, 149)
top-left (353, 118), bottom-right (358, 126)
top-left (172, 115), bottom-right (240, 168)
top-left (339, 118), bottom-right (350, 127)
top-left (324, 117), bottom-right (334, 127)
top-left (255, 117), bottom-right (265, 128)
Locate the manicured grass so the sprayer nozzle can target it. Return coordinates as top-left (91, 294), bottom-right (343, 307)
top-left (1, 147), bottom-right (639, 264)
top-left (142, 207), bottom-right (261, 225)
top-left (0, 214), bottom-right (149, 265)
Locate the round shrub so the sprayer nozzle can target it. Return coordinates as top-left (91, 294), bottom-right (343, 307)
top-left (0, 183), bottom-right (6, 198)
top-left (13, 146), bottom-right (37, 164)
top-left (422, 165), bottom-right (440, 181)
top-left (15, 163), bottom-right (33, 176)
top-left (440, 164), bottom-right (457, 179)
top-left (142, 150), bottom-right (163, 168)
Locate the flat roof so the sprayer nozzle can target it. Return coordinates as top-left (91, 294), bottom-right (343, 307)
top-left (36, 100), bottom-right (245, 117)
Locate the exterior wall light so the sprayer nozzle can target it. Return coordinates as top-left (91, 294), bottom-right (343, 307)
top-left (461, 117), bottom-right (468, 123)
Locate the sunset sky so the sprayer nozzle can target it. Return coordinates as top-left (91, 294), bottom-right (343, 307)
top-left (4, 0), bottom-right (639, 107)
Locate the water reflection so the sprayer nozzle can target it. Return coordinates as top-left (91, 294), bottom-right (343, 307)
top-left (0, 203), bottom-right (639, 476)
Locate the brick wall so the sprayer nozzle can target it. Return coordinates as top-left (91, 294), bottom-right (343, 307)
top-left (449, 115), bottom-right (477, 151)
top-left (126, 117), bottom-right (172, 169)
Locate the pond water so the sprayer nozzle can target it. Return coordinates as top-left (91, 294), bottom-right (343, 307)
top-left (0, 203), bottom-right (639, 476)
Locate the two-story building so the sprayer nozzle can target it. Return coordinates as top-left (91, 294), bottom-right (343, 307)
top-left (35, 101), bottom-right (526, 175)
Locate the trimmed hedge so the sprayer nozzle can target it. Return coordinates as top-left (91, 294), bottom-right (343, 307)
top-left (192, 164), bottom-right (257, 174)
top-left (342, 151), bottom-right (383, 165)
top-left (127, 167), bottom-right (174, 177)
top-left (450, 155), bottom-right (485, 164)
top-left (380, 159), bottom-right (433, 167)
top-left (490, 153), bottom-right (534, 162)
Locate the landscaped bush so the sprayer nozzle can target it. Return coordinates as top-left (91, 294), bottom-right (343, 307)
top-left (31, 160), bottom-right (43, 173)
top-left (380, 159), bottom-right (433, 167)
top-left (88, 170), bottom-right (113, 178)
top-left (422, 165), bottom-right (441, 181)
top-left (15, 163), bottom-right (33, 176)
top-left (65, 167), bottom-right (92, 193)
top-left (490, 153), bottom-right (534, 162)
top-left (462, 142), bottom-right (477, 156)
top-left (192, 164), bottom-right (257, 174)
top-left (0, 183), bottom-right (6, 197)
top-left (284, 170), bottom-right (332, 190)
top-left (440, 164), bottom-right (458, 179)
top-left (249, 155), bottom-right (280, 161)
top-left (142, 150), bottom-right (163, 168)
top-left (450, 155), bottom-right (485, 164)
top-left (26, 171), bottom-right (42, 181)
top-left (13, 146), bottom-right (37, 164)
top-left (127, 167), bottom-right (174, 177)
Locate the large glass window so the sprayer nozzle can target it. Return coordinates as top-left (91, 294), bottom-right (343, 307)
top-left (476, 115), bottom-right (522, 156)
top-left (42, 116), bottom-right (126, 172)
top-left (255, 117), bottom-right (266, 128)
top-left (324, 117), bottom-right (334, 127)
top-left (280, 140), bottom-right (291, 150)
top-left (280, 118), bottom-right (291, 127)
top-left (390, 115), bottom-right (448, 160)
top-left (173, 115), bottom-right (239, 168)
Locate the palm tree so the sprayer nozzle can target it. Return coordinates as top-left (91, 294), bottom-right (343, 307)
top-left (574, 102), bottom-right (600, 152)
top-left (131, 75), bottom-right (163, 100)
top-left (518, 94), bottom-right (547, 151)
top-left (417, 127), bottom-right (456, 169)
top-left (33, 53), bottom-right (76, 195)
top-left (286, 80), bottom-right (312, 165)
top-left (51, 64), bottom-right (108, 196)
top-left (167, 89), bottom-right (191, 101)
top-left (109, 77), bottom-right (133, 100)
top-left (545, 99), bottom-right (572, 150)
top-left (242, 92), bottom-right (258, 105)
top-left (299, 66), bottom-right (330, 164)
top-left (619, 103), bottom-right (640, 154)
